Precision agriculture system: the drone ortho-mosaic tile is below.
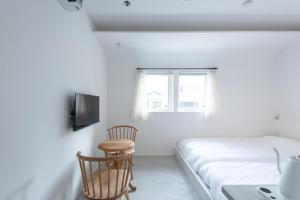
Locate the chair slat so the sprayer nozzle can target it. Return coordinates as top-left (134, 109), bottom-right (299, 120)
top-left (82, 160), bottom-right (89, 195)
top-left (115, 167), bottom-right (120, 196)
top-left (98, 161), bottom-right (102, 198)
top-left (107, 125), bottom-right (138, 142)
top-left (89, 161), bottom-right (96, 198)
top-left (79, 160), bottom-right (87, 192)
top-left (77, 151), bottom-right (134, 200)
top-left (123, 127), bottom-right (125, 138)
top-left (107, 161), bottom-right (110, 199)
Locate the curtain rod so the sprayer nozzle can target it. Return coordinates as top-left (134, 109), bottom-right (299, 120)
top-left (136, 67), bottom-right (218, 70)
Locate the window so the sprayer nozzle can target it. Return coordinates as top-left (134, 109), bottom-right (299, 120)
top-left (145, 74), bottom-right (171, 112)
top-left (144, 71), bottom-right (207, 112)
top-left (178, 74), bottom-right (206, 112)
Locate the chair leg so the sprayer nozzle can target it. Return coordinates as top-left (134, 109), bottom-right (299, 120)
top-left (130, 167), bottom-right (134, 180)
top-left (124, 191), bottom-right (130, 200)
top-left (130, 159), bottom-right (134, 180)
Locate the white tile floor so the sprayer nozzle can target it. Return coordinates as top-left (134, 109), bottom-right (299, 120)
top-left (76, 156), bottom-right (200, 200)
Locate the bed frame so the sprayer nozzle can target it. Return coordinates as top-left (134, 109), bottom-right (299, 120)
top-left (176, 148), bottom-right (214, 200)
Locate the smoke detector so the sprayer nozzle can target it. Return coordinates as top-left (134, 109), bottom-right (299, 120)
top-left (58, 0), bottom-right (82, 11)
top-left (123, 1), bottom-right (131, 7)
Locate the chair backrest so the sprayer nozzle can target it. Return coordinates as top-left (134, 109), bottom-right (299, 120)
top-left (107, 125), bottom-right (138, 142)
top-left (77, 151), bottom-right (133, 200)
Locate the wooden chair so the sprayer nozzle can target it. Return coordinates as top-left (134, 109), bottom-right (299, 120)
top-left (106, 125), bottom-right (138, 180)
top-left (77, 151), bottom-right (133, 200)
top-left (107, 125), bottom-right (138, 142)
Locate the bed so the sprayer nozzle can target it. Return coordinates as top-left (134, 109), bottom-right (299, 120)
top-left (176, 136), bottom-right (300, 200)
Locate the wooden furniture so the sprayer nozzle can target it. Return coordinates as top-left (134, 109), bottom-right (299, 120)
top-left (77, 151), bottom-right (133, 200)
top-left (98, 139), bottom-right (135, 154)
top-left (107, 125), bottom-right (138, 142)
top-left (106, 125), bottom-right (138, 180)
top-left (222, 185), bottom-right (282, 200)
top-left (98, 139), bottom-right (136, 191)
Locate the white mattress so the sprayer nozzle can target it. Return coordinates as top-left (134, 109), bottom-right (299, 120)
top-left (199, 161), bottom-right (280, 200)
top-left (177, 136), bottom-right (300, 200)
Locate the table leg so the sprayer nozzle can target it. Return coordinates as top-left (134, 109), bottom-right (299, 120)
top-left (128, 150), bottom-right (136, 191)
top-left (129, 182), bottom-right (137, 192)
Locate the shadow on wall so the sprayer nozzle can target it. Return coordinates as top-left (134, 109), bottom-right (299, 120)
top-left (91, 124), bottom-right (107, 157)
top-left (43, 161), bottom-right (79, 200)
top-left (4, 178), bottom-right (35, 200)
top-left (91, 96), bottom-right (108, 156)
top-left (66, 93), bottom-right (75, 129)
top-left (60, 93), bottom-right (76, 137)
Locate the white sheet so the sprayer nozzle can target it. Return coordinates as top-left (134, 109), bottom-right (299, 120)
top-left (199, 161), bottom-right (280, 200)
top-left (177, 136), bottom-right (300, 200)
top-left (177, 136), bottom-right (300, 173)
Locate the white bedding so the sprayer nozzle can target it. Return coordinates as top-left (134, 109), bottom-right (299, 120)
top-left (177, 136), bottom-right (300, 173)
top-left (177, 136), bottom-right (300, 200)
top-left (199, 161), bottom-right (280, 200)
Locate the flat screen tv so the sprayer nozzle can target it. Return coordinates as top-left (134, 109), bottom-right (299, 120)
top-left (73, 93), bottom-right (99, 131)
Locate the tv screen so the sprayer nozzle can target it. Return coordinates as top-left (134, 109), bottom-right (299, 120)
top-left (73, 93), bottom-right (99, 131)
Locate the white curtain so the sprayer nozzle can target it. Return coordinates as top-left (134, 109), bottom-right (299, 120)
top-left (204, 69), bottom-right (217, 118)
top-left (132, 70), bottom-right (148, 120)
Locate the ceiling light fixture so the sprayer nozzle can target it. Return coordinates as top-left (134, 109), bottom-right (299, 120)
top-left (242, 0), bottom-right (253, 7)
top-left (183, 0), bottom-right (192, 6)
top-left (123, 0), bottom-right (131, 7)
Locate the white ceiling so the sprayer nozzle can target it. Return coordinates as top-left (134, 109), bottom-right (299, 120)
top-left (95, 31), bottom-right (300, 56)
top-left (85, 0), bottom-right (300, 31)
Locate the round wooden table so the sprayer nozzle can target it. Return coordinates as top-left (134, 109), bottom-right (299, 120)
top-left (98, 139), bottom-right (137, 191)
top-left (98, 139), bottom-right (134, 154)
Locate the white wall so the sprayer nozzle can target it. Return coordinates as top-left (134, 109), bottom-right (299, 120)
top-left (0, 1), bottom-right (107, 200)
top-left (107, 48), bottom-right (275, 155)
top-left (273, 45), bottom-right (300, 140)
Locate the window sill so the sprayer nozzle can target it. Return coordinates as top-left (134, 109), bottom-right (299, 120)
top-left (143, 111), bottom-right (207, 120)
top-left (148, 111), bottom-right (204, 114)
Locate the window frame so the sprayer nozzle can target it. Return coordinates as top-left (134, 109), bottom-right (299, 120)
top-left (145, 71), bottom-right (173, 112)
top-left (177, 71), bottom-right (207, 113)
top-left (144, 70), bottom-right (207, 113)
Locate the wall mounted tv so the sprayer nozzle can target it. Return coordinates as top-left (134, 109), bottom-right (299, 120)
top-left (72, 93), bottom-right (99, 131)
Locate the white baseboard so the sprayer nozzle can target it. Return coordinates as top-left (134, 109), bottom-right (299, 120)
top-left (134, 153), bottom-right (174, 156)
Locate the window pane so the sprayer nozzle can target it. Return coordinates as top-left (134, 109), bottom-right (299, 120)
top-left (145, 74), bottom-right (170, 112)
top-left (178, 74), bottom-right (206, 112)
